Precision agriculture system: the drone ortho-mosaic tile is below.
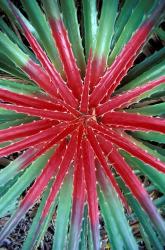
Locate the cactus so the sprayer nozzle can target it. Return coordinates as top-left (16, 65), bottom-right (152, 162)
top-left (0, 0), bottom-right (165, 249)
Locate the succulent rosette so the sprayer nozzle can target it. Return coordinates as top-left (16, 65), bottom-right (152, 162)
top-left (0, 0), bottom-right (165, 249)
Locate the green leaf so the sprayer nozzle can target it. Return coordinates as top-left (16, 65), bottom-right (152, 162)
top-left (139, 224), bottom-right (153, 250)
top-left (87, 219), bottom-right (94, 250)
top-left (0, 108), bottom-right (28, 121)
top-left (128, 196), bottom-right (164, 249)
top-left (52, 167), bottom-right (73, 250)
top-left (82, 0), bottom-right (97, 57)
top-left (22, 180), bottom-right (58, 250)
top-left (132, 130), bottom-right (165, 144)
top-left (156, 27), bottom-right (165, 41)
top-left (21, 0), bottom-right (62, 72)
top-left (128, 102), bottom-right (165, 116)
top-left (119, 61), bottom-right (165, 92)
top-left (154, 196), bottom-right (165, 208)
top-left (110, 0), bottom-right (138, 51)
top-left (0, 79), bottom-right (41, 95)
top-left (97, 167), bottom-right (138, 250)
top-left (0, 18), bottom-right (36, 61)
top-left (0, 0), bottom-right (38, 39)
top-left (0, 171), bottom-right (23, 198)
top-left (0, 150), bottom-right (53, 215)
top-left (0, 32), bottom-right (29, 67)
top-left (0, 118), bottom-right (34, 131)
top-left (97, 185), bottom-right (124, 250)
top-left (123, 48), bottom-right (165, 84)
top-left (122, 150), bottom-right (165, 194)
top-left (0, 52), bottom-right (29, 80)
top-left (117, 178), bottom-right (164, 249)
top-left (108, 0), bottom-right (155, 64)
top-left (60, 0), bottom-right (86, 74)
top-left (94, 0), bottom-right (118, 60)
top-left (79, 204), bottom-right (88, 250)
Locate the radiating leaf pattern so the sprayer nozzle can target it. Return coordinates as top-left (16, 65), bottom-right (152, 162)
top-left (0, 0), bottom-right (165, 249)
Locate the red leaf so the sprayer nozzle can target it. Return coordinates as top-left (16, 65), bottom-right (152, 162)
top-left (82, 139), bottom-right (100, 250)
top-left (89, 120), bottom-right (165, 173)
top-left (0, 119), bottom-right (57, 143)
top-left (49, 19), bottom-right (82, 100)
top-left (10, 3), bottom-right (78, 108)
top-left (41, 130), bottom-right (78, 218)
top-left (80, 50), bottom-right (92, 113)
top-left (89, 4), bottom-right (165, 107)
top-left (98, 135), bottom-right (165, 238)
top-left (0, 88), bottom-right (63, 111)
top-left (69, 154), bottom-right (85, 248)
top-left (0, 103), bottom-right (74, 121)
top-left (97, 76), bottom-right (165, 115)
top-left (0, 140), bottom-right (67, 242)
top-left (21, 140), bottom-right (67, 208)
top-left (101, 111), bottom-right (165, 134)
top-left (86, 126), bottom-right (129, 211)
top-left (0, 122), bottom-right (78, 157)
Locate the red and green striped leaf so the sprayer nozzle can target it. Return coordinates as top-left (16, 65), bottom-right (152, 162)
top-left (82, 139), bottom-right (100, 250)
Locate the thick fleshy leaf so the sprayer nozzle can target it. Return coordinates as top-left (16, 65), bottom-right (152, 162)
top-left (123, 47), bottom-right (165, 85)
top-left (89, 120), bottom-right (165, 173)
top-left (80, 50), bottom-right (92, 113)
top-left (89, 2), bottom-right (165, 106)
top-left (0, 108), bottom-right (28, 122)
top-left (68, 157), bottom-right (85, 250)
top-left (20, 0), bottom-right (62, 72)
top-left (132, 131), bottom-right (165, 144)
top-left (119, 60), bottom-right (165, 93)
top-left (0, 139), bottom-right (67, 243)
top-left (79, 205), bottom-right (88, 250)
top-left (60, 0), bottom-right (86, 74)
top-left (0, 18), bottom-right (36, 61)
top-left (0, 58), bottom-right (29, 80)
top-left (40, 131), bottom-right (78, 220)
top-left (0, 0), bottom-right (165, 248)
top-left (82, 139), bottom-right (100, 250)
top-left (68, 126), bottom-right (85, 250)
top-left (0, 87), bottom-right (63, 111)
top-left (96, 165), bottom-right (138, 250)
top-left (118, 178), bottom-right (164, 249)
top-left (109, 0), bottom-right (138, 53)
top-left (0, 32), bottom-right (60, 98)
top-left (0, 79), bottom-right (41, 95)
top-left (43, 0), bottom-right (82, 100)
top-left (0, 119), bottom-right (57, 143)
top-left (98, 136), bottom-right (165, 242)
top-left (0, 150), bottom-right (53, 243)
top-left (97, 185), bottom-right (125, 250)
top-left (86, 126), bottom-right (128, 210)
top-left (101, 111), bottom-right (165, 133)
top-left (90, 0), bottom-right (118, 88)
top-left (96, 76), bottom-right (165, 115)
top-left (0, 0), bottom-right (38, 40)
top-left (10, 4), bottom-right (78, 108)
top-left (108, 0), bottom-right (156, 64)
top-left (52, 167), bottom-right (73, 250)
top-left (20, 140), bottom-right (66, 211)
top-left (128, 103), bottom-right (165, 116)
top-left (22, 180), bottom-right (58, 250)
top-left (0, 144), bottom-right (44, 187)
top-left (82, 0), bottom-right (97, 57)
top-left (0, 103), bottom-right (73, 121)
top-left (0, 122), bottom-right (78, 157)
top-left (121, 150), bottom-right (165, 194)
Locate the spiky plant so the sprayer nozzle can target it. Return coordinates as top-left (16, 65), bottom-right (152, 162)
top-left (0, 0), bottom-right (165, 249)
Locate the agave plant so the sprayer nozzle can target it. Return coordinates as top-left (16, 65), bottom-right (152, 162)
top-left (0, 0), bottom-right (165, 249)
